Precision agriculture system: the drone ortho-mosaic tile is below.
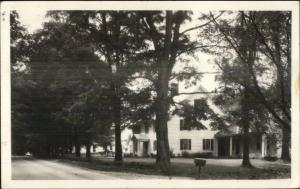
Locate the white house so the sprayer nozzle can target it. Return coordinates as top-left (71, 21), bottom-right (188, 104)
top-left (119, 84), bottom-right (278, 158)
top-left (124, 115), bottom-right (276, 158)
top-left (79, 82), bottom-right (278, 159)
top-left (122, 91), bottom-right (219, 157)
top-left (128, 117), bottom-right (218, 157)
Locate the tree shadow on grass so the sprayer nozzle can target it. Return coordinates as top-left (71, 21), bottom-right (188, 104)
top-left (59, 157), bottom-right (291, 180)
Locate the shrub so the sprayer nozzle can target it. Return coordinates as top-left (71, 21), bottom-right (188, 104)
top-left (150, 153), bottom-right (156, 158)
top-left (124, 153), bottom-right (134, 157)
top-left (169, 149), bottom-right (175, 158)
top-left (181, 151), bottom-right (213, 158)
top-left (192, 152), bottom-right (213, 158)
top-left (264, 156), bottom-right (278, 161)
top-left (181, 151), bottom-right (190, 158)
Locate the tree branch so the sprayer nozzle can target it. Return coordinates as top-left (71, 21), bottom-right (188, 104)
top-left (249, 13), bottom-right (290, 121)
top-left (211, 12), bottom-right (291, 130)
top-left (210, 12), bottom-right (248, 64)
top-left (169, 71), bottom-right (220, 80)
top-left (128, 75), bottom-right (156, 83)
top-left (180, 11), bottom-right (225, 35)
top-left (248, 15), bottom-right (279, 66)
top-left (173, 90), bottom-right (220, 97)
top-left (144, 16), bottom-right (161, 51)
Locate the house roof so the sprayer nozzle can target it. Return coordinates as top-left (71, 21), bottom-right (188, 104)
top-left (132, 134), bottom-right (150, 141)
top-left (215, 130), bottom-right (237, 137)
top-left (215, 130), bottom-right (263, 138)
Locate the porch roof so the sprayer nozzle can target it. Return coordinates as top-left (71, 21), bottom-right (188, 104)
top-left (215, 130), bottom-right (238, 137)
top-left (133, 134), bottom-right (150, 141)
top-left (215, 130), bottom-right (263, 138)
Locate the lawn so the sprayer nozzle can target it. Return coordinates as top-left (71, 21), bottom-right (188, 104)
top-left (60, 155), bottom-right (291, 179)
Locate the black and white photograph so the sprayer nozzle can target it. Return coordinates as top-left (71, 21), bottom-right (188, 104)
top-left (1, 1), bottom-right (299, 188)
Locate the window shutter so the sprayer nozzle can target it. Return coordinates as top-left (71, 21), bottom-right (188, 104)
top-left (153, 140), bottom-right (157, 151)
top-left (180, 139), bottom-right (182, 150)
top-left (180, 120), bottom-right (183, 130)
top-left (145, 125), bottom-right (149, 133)
top-left (194, 99), bottom-right (201, 111)
top-left (171, 83), bottom-right (178, 95)
top-left (189, 139), bottom-right (191, 150)
top-left (211, 139), bottom-right (214, 150)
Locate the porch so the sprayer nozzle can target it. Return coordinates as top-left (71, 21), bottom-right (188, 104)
top-left (132, 134), bottom-right (152, 157)
top-left (214, 132), bottom-right (267, 158)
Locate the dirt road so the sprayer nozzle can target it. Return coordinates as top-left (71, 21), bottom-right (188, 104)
top-left (12, 157), bottom-right (190, 180)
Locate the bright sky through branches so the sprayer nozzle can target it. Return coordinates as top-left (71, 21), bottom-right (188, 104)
top-left (17, 10), bottom-right (219, 95)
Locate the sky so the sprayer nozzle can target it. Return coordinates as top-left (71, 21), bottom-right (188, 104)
top-left (17, 10), bottom-right (220, 95)
top-left (17, 9), bottom-right (48, 33)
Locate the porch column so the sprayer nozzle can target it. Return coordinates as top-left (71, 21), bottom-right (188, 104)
top-left (229, 137), bottom-right (233, 157)
top-left (213, 138), bottom-right (218, 157)
top-left (261, 135), bottom-right (266, 157)
top-left (137, 141), bottom-right (140, 156)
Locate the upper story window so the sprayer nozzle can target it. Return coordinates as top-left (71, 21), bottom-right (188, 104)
top-left (180, 119), bottom-right (191, 130)
top-left (256, 141), bottom-right (261, 150)
top-left (194, 99), bottom-right (201, 107)
top-left (145, 125), bottom-right (149, 134)
top-left (170, 83), bottom-right (178, 96)
top-left (132, 126), bottom-right (141, 134)
top-left (180, 139), bottom-right (191, 150)
top-left (203, 139), bottom-right (214, 150)
top-left (194, 99), bottom-right (203, 112)
top-left (153, 140), bottom-right (157, 151)
top-left (153, 125), bottom-right (157, 133)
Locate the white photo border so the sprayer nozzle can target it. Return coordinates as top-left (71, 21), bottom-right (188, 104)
top-left (1, 1), bottom-right (299, 188)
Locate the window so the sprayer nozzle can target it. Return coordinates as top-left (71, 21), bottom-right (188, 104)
top-left (203, 139), bottom-right (214, 150)
top-left (180, 119), bottom-right (184, 130)
top-left (170, 83), bottom-right (178, 95)
top-left (153, 140), bottom-right (157, 151)
top-left (145, 125), bottom-right (149, 133)
top-left (256, 141), bottom-right (261, 150)
top-left (133, 141), bottom-right (138, 152)
top-left (194, 99), bottom-right (201, 107)
top-left (194, 99), bottom-right (203, 112)
top-left (133, 126), bottom-right (141, 134)
top-left (180, 119), bottom-right (190, 130)
top-left (180, 139), bottom-right (191, 150)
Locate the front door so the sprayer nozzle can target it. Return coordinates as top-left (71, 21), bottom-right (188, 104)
top-left (218, 137), bottom-right (230, 157)
top-left (234, 138), bottom-right (240, 156)
top-left (143, 141), bottom-right (149, 156)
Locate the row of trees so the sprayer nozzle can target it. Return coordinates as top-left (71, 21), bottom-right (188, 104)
top-left (206, 11), bottom-right (291, 165)
top-left (11, 10), bottom-right (291, 173)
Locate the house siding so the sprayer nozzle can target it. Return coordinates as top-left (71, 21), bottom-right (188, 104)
top-left (168, 115), bottom-right (218, 156)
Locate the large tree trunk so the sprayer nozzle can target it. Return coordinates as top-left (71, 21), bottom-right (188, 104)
top-left (241, 124), bottom-right (252, 167)
top-left (114, 97), bottom-right (123, 162)
top-left (75, 144), bottom-right (81, 157)
top-left (281, 127), bottom-right (290, 162)
top-left (241, 89), bottom-right (253, 168)
top-left (155, 106), bottom-right (170, 174)
top-left (155, 11), bottom-right (173, 174)
top-left (75, 137), bottom-right (81, 157)
top-left (85, 143), bottom-right (91, 158)
top-left (74, 125), bottom-right (81, 157)
top-left (155, 69), bottom-right (171, 173)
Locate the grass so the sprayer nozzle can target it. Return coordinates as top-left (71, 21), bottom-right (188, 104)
top-left (59, 156), bottom-right (291, 180)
